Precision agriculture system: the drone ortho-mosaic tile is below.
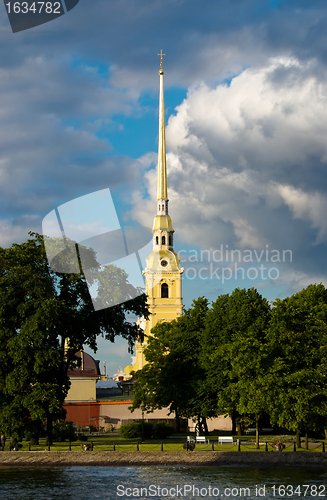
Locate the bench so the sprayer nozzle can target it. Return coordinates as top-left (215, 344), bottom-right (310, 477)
top-left (195, 436), bottom-right (209, 444)
top-left (218, 436), bottom-right (234, 445)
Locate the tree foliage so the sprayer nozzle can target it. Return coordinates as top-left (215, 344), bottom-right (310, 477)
top-left (266, 284), bottom-right (327, 445)
top-left (131, 297), bottom-right (212, 432)
top-left (0, 233), bottom-right (147, 441)
top-left (203, 288), bottom-right (271, 446)
top-left (131, 284), bottom-right (327, 441)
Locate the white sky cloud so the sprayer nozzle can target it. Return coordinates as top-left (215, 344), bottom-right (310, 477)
top-left (131, 56), bottom-right (327, 290)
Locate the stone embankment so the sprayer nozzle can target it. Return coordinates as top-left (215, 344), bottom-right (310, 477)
top-left (1, 451), bottom-right (327, 467)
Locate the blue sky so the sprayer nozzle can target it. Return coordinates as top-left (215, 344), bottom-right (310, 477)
top-left (2, 0), bottom-right (327, 374)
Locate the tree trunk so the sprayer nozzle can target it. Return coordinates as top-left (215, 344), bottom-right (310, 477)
top-left (296, 428), bottom-right (301, 448)
top-left (175, 409), bottom-right (180, 433)
top-left (231, 413), bottom-right (237, 434)
top-left (46, 413), bottom-right (53, 445)
top-left (236, 420), bottom-right (242, 436)
top-left (202, 417), bottom-right (208, 435)
top-left (324, 428), bottom-right (327, 442)
top-left (197, 415), bottom-right (202, 434)
top-left (255, 415), bottom-right (260, 449)
top-left (31, 430), bottom-right (40, 446)
top-left (304, 431), bottom-right (308, 450)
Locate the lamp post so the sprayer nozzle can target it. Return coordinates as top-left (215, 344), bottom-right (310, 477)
top-left (141, 403), bottom-right (145, 442)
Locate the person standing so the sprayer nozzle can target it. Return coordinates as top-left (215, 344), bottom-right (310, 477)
top-left (0, 432), bottom-right (6, 451)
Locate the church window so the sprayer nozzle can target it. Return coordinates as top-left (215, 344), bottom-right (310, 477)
top-left (162, 235), bottom-right (166, 245)
top-left (162, 204), bottom-right (164, 211)
top-left (159, 205), bottom-right (161, 211)
top-left (161, 283), bottom-right (169, 298)
top-left (169, 235), bottom-right (172, 246)
top-left (156, 236), bottom-right (159, 245)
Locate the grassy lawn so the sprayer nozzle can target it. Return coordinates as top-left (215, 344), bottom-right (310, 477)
top-left (9, 434), bottom-right (326, 453)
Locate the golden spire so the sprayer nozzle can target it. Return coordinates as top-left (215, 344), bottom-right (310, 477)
top-left (157, 50), bottom-right (168, 201)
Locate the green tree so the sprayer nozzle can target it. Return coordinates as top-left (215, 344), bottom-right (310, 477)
top-left (266, 283), bottom-right (327, 448)
top-left (203, 288), bottom-right (271, 447)
top-left (131, 297), bottom-right (212, 433)
top-left (0, 233), bottom-right (147, 442)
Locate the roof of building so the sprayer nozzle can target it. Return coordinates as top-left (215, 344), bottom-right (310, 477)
top-left (67, 351), bottom-right (100, 378)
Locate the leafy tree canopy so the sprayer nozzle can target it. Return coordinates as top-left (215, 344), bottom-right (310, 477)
top-left (0, 233), bottom-right (147, 441)
top-left (202, 288), bottom-right (271, 445)
top-left (266, 283), bottom-right (327, 437)
top-left (131, 297), bottom-right (211, 431)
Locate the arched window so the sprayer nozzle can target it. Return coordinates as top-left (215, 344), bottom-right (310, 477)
top-left (162, 204), bottom-right (164, 211)
top-left (162, 235), bottom-right (166, 245)
top-left (169, 235), bottom-right (172, 246)
top-left (161, 283), bottom-right (169, 298)
top-left (159, 205), bottom-right (161, 211)
top-left (156, 236), bottom-right (159, 245)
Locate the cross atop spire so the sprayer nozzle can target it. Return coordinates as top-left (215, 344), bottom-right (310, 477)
top-left (157, 49), bottom-right (165, 69)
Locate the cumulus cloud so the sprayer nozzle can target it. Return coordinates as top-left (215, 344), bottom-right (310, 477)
top-left (0, 52), bottom-right (152, 246)
top-left (167, 57), bottom-right (327, 178)
top-left (0, 216), bottom-right (41, 247)
top-left (132, 56), bottom-right (327, 282)
top-left (277, 184), bottom-right (327, 243)
top-left (266, 268), bottom-right (327, 301)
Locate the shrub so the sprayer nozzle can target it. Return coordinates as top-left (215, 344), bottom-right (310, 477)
top-left (53, 421), bottom-right (77, 442)
top-left (24, 430), bottom-right (31, 441)
top-left (119, 422), bottom-right (154, 439)
top-left (119, 421), bottom-right (173, 439)
top-left (24, 430), bottom-right (40, 444)
top-left (77, 433), bottom-right (88, 442)
top-left (152, 422), bottom-right (174, 439)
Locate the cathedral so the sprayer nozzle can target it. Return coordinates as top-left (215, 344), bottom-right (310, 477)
top-left (125, 51), bottom-right (184, 374)
top-left (64, 55), bottom-right (231, 433)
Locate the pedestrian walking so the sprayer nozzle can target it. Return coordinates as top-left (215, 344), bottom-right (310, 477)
top-left (0, 432), bottom-right (6, 451)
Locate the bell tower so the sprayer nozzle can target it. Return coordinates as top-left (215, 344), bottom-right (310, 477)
top-left (125, 52), bottom-right (184, 373)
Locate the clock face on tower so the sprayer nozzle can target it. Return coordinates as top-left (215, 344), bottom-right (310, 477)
top-left (161, 259), bottom-right (168, 267)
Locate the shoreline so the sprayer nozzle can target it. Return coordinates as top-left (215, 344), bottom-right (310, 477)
top-left (1, 451), bottom-right (327, 467)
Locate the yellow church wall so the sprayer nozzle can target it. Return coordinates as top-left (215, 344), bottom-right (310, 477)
top-left (128, 271), bottom-right (184, 372)
top-left (148, 278), bottom-right (182, 299)
top-left (65, 377), bottom-right (97, 402)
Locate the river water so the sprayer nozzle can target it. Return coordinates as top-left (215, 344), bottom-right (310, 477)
top-left (1, 465), bottom-right (327, 499)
